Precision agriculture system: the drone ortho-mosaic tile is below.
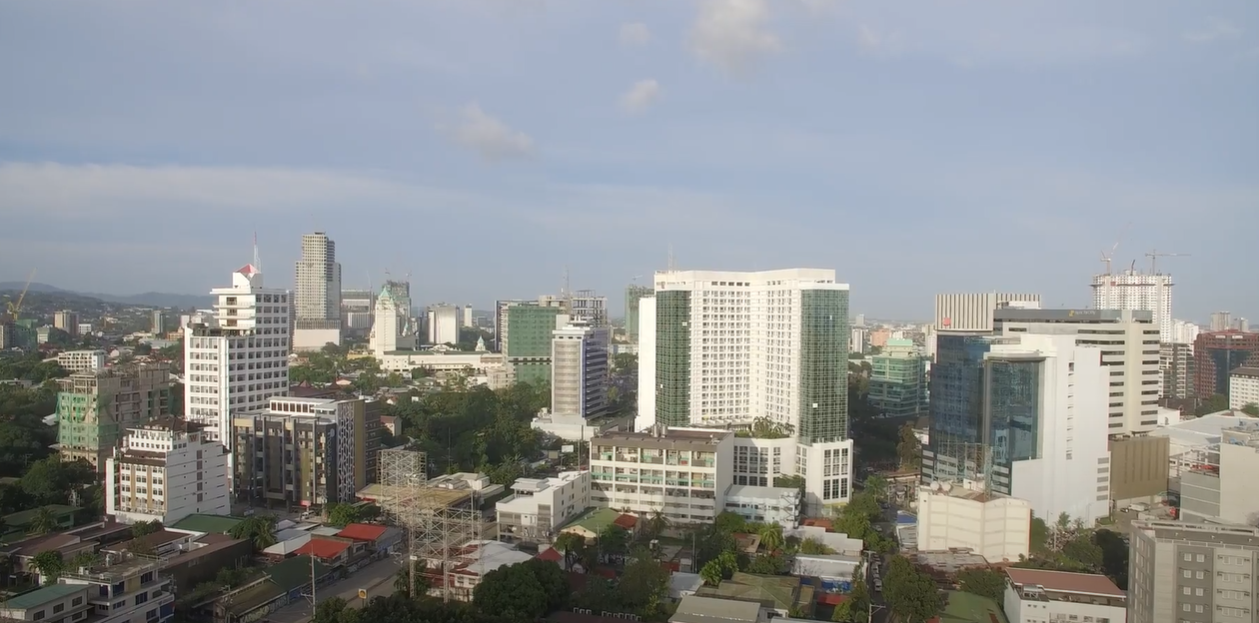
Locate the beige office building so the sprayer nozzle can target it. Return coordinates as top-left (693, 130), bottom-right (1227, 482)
top-left (1128, 520), bottom-right (1259, 623)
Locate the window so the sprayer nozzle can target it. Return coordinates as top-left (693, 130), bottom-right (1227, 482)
top-left (1184, 553), bottom-right (1192, 561)
top-left (1196, 553), bottom-right (1205, 562)
top-left (33, 611), bottom-right (45, 621)
top-left (53, 604), bottom-right (64, 613)
top-left (1183, 569), bottom-right (1192, 578)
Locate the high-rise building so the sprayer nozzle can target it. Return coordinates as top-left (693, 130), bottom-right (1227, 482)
top-left (567, 290), bottom-right (609, 327)
top-left (369, 284), bottom-right (417, 356)
top-left (293, 232), bottom-right (342, 350)
top-left (1171, 319), bottom-right (1201, 345)
top-left (151, 309), bottom-right (170, 335)
top-left (232, 396), bottom-right (378, 507)
top-left (463, 304), bottom-right (474, 328)
top-left (1193, 330), bottom-right (1259, 399)
top-left (551, 322), bottom-right (610, 418)
top-left (426, 304), bottom-right (461, 346)
top-left (53, 310), bottom-right (79, 337)
top-left (105, 417), bottom-right (231, 525)
top-left (1234, 317), bottom-right (1251, 333)
top-left (56, 362), bottom-right (172, 471)
top-left (494, 299), bottom-right (526, 353)
top-left (934, 292), bottom-right (1041, 332)
top-left (1160, 342), bottom-right (1195, 400)
top-left (505, 304), bottom-right (566, 385)
top-left (854, 313), bottom-right (866, 327)
top-left (184, 262), bottom-right (290, 444)
top-left (993, 308), bottom-right (1161, 434)
top-left (1210, 311), bottom-right (1232, 332)
top-left (340, 288), bottom-right (375, 337)
top-left (1127, 520), bottom-right (1259, 623)
top-left (1091, 269), bottom-right (1174, 343)
top-left (1230, 367), bottom-right (1259, 411)
top-left (868, 338), bottom-right (927, 418)
top-left (923, 333), bottom-right (1111, 524)
top-left (636, 268), bottom-right (854, 512)
top-left (56, 350), bottom-right (106, 373)
top-left (625, 284), bottom-right (652, 344)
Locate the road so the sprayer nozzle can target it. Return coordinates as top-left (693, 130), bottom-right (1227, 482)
top-left (263, 557), bottom-right (402, 623)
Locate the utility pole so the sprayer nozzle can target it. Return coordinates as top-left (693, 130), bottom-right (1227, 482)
top-left (869, 601), bottom-right (885, 623)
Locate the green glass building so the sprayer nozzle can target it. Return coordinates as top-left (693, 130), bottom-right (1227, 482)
top-left (505, 304), bottom-right (563, 386)
top-left (868, 338), bottom-right (928, 418)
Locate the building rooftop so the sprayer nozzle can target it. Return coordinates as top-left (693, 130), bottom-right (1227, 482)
top-left (560, 508), bottom-right (635, 536)
top-left (169, 514), bottom-right (246, 534)
top-left (2, 504), bottom-right (77, 528)
top-left (1232, 366), bottom-right (1259, 378)
top-left (939, 590), bottom-right (1011, 623)
top-left (671, 594), bottom-right (762, 623)
top-left (1133, 520), bottom-right (1259, 550)
top-left (450, 540), bottom-right (532, 578)
top-left (1005, 568), bottom-right (1125, 599)
top-left (694, 572), bottom-right (810, 612)
top-left (0, 583), bottom-right (87, 610)
top-left (726, 485), bottom-right (801, 500)
top-left (1151, 412), bottom-right (1254, 449)
top-left (128, 415), bottom-right (206, 433)
top-left (294, 537), bottom-right (354, 559)
top-left (336, 523), bottom-right (389, 542)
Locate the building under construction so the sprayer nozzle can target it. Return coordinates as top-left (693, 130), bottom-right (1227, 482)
top-left (56, 362), bottom-right (172, 472)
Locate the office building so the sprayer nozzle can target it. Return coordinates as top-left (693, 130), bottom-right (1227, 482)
top-left (340, 288), bottom-right (375, 337)
top-left (493, 299), bottom-right (525, 352)
top-left (1193, 330), bottom-right (1259, 398)
top-left (293, 232), bottom-right (342, 350)
top-left (1127, 520), bottom-right (1259, 623)
top-left (56, 349), bottom-right (106, 373)
top-left (1230, 367), bottom-right (1259, 411)
top-left (869, 338), bottom-right (928, 418)
top-left (53, 310), bottom-right (79, 337)
top-left (184, 262), bottom-right (290, 444)
top-left (637, 268), bottom-right (854, 513)
top-left (994, 308), bottom-right (1161, 434)
top-left (917, 482), bottom-right (1032, 564)
top-left (1211, 311), bottom-right (1232, 332)
top-left (495, 471), bottom-right (591, 543)
top-left (426, 304), bottom-right (461, 346)
top-left (105, 417), bottom-right (230, 525)
top-left (505, 304), bottom-right (567, 385)
top-left (1092, 268), bottom-right (1174, 343)
top-left (232, 396), bottom-right (378, 507)
top-left (1179, 421), bottom-right (1259, 525)
top-left (567, 290), bottom-right (609, 327)
top-left (56, 362), bottom-right (171, 471)
top-left (590, 428), bottom-right (733, 525)
top-left (369, 284), bottom-right (418, 357)
top-left (923, 333), bottom-right (1111, 524)
top-left (625, 284), bottom-right (652, 344)
top-left (550, 322), bottom-right (610, 418)
top-left (934, 292), bottom-right (1041, 332)
top-left (1160, 342), bottom-right (1195, 400)
top-left (1003, 568), bottom-right (1126, 623)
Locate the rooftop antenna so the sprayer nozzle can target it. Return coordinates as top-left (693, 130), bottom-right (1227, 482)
top-left (253, 232), bottom-right (262, 272)
top-left (667, 244), bottom-right (676, 272)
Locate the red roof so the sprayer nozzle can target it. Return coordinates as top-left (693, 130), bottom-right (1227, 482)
top-left (536, 548), bottom-right (564, 563)
top-left (817, 593), bottom-right (847, 606)
top-left (294, 538), bottom-right (352, 559)
top-left (613, 514), bottom-right (638, 529)
top-left (336, 523), bottom-right (388, 542)
top-left (1004, 568), bottom-right (1125, 597)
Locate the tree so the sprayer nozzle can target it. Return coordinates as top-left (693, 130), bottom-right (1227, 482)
top-left (832, 600), bottom-right (856, 622)
top-left (744, 553), bottom-right (788, 575)
top-left (1241, 403), bottom-right (1259, 417)
top-left (472, 559), bottom-right (564, 620)
top-left (1029, 516), bottom-right (1050, 555)
top-left (553, 532), bottom-right (586, 570)
top-left (69, 551), bottom-right (101, 571)
top-left (1062, 534), bottom-right (1103, 571)
top-left (896, 423), bottom-right (922, 470)
top-left (31, 550), bottom-right (64, 585)
top-left (229, 514), bottom-right (278, 550)
top-left (394, 566), bottom-right (430, 598)
top-left (642, 509), bottom-right (669, 542)
top-left (713, 511), bottom-right (747, 535)
top-left (596, 525), bottom-right (630, 562)
top-left (618, 547), bottom-right (670, 618)
top-left (1196, 393), bottom-right (1228, 416)
top-left (957, 568), bottom-right (1005, 601)
top-left (27, 506), bottom-right (61, 535)
top-left (313, 596), bottom-right (351, 623)
top-left (844, 566), bottom-right (871, 623)
top-left (700, 560), bottom-right (724, 586)
top-left (882, 556), bottom-right (942, 623)
top-left (21, 457), bottom-right (73, 505)
top-left (327, 503), bottom-right (361, 528)
top-left (863, 475), bottom-right (889, 502)
top-left (759, 523), bottom-right (785, 553)
top-left (1094, 529), bottom-right (1129, 590)
top-left (131, 519), bottom-right (163, 538)
top-left (800, 538), bottom-right (836, 555)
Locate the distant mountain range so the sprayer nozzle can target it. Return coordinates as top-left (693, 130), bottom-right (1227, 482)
top-left (0, 281), bottom-right (213, 310)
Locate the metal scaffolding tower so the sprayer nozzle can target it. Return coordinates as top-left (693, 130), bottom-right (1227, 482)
top-left (377, 448), bottom-right (482, 603)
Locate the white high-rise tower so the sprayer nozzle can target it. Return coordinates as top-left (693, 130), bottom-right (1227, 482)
top-left (293, 232), bottom-right (342, 350)
top-left (1091, 269), bottom-right (1173, 343)
top-left (185, 247), bottom-right (291, 445)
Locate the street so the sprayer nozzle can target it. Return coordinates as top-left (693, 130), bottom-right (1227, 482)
top-left (263, 557), bottom-right (402, 623)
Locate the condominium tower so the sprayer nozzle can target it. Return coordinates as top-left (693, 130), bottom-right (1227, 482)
top-left (1091, 269), bottom-right (1174, 343)
top-left (293, 231), bottom-right (342, 350)
top-left (184, 263), bottom-right (290, 444)
top-left (551, 322), bottom-right (610, 418)
top-left (1127, 520), bottom-right (1259, 623)
top-left (636, 268), bottom-right (854, 512)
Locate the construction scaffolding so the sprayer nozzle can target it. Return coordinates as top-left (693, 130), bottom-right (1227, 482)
top-left (377, 448), bottom-right (482, 603)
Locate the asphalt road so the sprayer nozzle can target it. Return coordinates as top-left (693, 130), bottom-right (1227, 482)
top-left (262, 557), bottom-right (403, 623)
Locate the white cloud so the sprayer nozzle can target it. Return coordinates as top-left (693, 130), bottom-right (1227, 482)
top-left (619, 22), bottom-right (652, 46)
top-left (690, 0), bottom-right (781, 76)
top-left (1184, 17), bottom-right (1242, 43)
top-left (620, 79), bottom-right (662, 114)
top-left (446, 102), bottom-right (535, 161)
top-left (796, 0), bottom-right (839, 15)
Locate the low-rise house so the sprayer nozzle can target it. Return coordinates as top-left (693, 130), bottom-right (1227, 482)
top-left (496, 471), bottom-right (591, 543)
top-left (2, 533), bottom-right (98, 584)
top-left (671, 594), bottom-right (764, 623)
top-left (2, 505), bottom-right (78, 536)
top-left (791, 553), bottom-right (862, 592)
top-left (292, 536), bottom-right (363, 567)
top-left (0, 583), bottom-right (92, 623)
top-left (335, 523), bottom-right (403, 557)
top-left (694, 572), bottom-right (814, 618)
top-left (158, 533), bottom-right (252, 594)
top-left (444, 540), bottom-right (533, 601)
top-left (1003, 568), bottom-right (1126, 623)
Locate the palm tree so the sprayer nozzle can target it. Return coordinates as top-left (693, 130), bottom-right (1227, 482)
top-left (759, 523), bottom-right (785, 553)
top-left (27, 507), bottom-right (60, 535)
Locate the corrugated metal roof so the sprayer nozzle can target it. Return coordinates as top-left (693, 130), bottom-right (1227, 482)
top-left (262, 533), bottom-right (311, 556)
top-left (336, 523), bottom-right (388, 542)
top-left (1, 584), bottom-right (87, 610)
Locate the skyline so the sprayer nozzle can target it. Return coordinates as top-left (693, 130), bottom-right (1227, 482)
top-left (1, 0), bottom-right (1256, 321)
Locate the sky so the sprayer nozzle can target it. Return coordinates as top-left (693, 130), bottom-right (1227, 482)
top-left (0, 0), bottom-right (1256, 322)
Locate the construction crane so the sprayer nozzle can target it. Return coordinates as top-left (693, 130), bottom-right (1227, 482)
top-left (1099, 222), bottom-right (1131, 275)
top-left (3, 269), bottom-right (36, 322)
top-left (1146, 249), bottom-right (1189, 274)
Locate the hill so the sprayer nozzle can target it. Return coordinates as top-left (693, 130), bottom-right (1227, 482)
top-left (0, 282), bottom-right (211, 310)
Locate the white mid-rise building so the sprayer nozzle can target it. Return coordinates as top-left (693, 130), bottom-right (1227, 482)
top-left (590, 428), bottom-right (733, 525)
top-left (463, 304), bottom-right (474, 328)
top-left (427, 304), bottom-right (461, 346)
top-left (551, 322), bottom-right (610, 418)
top-left (1228, 367), bottom-right (1259, 410)
top-left (636, 269), bottom-right (856, 513)
top-left (293, 231), bottom-right (342, 350)
top-left (1092, 268), bottom-right (1174, 343)
top-left (369, 284), bottom-right (418, 357)
top-left (56, 350), bottom-right (106, 372)
top-left (184, 262), bottom-right (290, 444)
top-left (496, 471), bottom-right (591, 542)
top-left (915, 482), bottom-right (1031, 564)
top-left (1171, 319), bottom-right (1200, 345)
top-left (105, 417), bottom-right (231, 525)
top-left (1003, 568), bottom-right (1127, 623)
top-left (934, 292), bottom-right (1041, 332)
top-left (724, 485), bottom-right (802, 529)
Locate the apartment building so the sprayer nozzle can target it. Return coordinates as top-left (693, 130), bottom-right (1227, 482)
top-left (54, 310), bottom-right (80, 337)
top-left (495, 471), bottom-right (591, 543)
top-left (590, 428), bottom-right (733, 525)
top-left (724, 485), bottom-right (802, 529)
top-left (0, 583), bottom-right (92, 623)
top-left (1003, 568), bottom-right (1126, 623)
top-left (1160, 342), bottom-right (1195, 401)
top-left (994, 308), bottom-right (1161, 434)
top-left (58, 554), bottom-right (175, 623)
top-left (1228, 366), bottom-right (1259, 410)
top-left (1128, 520), bottom-right (1259, 623)
top-left (56, 363), bottom-right (171, 471)
top-left (625, 284), bottom-right (653, 344)
top-left (292, 231), bottom-right (343, 350)
top-left (504, 303), bottom-right (567, 385)
top-left (56, 350), bottom-right (106, 373)
top-left (105, 417), bottom-right (230, 526)
top-left (426, 304), bottom-right (461, 346)
top-left (551, 322), bottom-right (610, 418)
top-left (184, 262), bottom-right (290, 444)
top-left (231, 396), bottom-right (377, 507)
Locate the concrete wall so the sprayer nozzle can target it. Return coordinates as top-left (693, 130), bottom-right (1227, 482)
top-left (1109, 435), bottom-right (1170, 505)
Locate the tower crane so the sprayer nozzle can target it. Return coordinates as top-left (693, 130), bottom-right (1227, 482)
top-left (3, 269), bottom-right (36, 322)
top-left (1099, 222), bottom-right (1131, 275)
top-left (1146, 249), bottom-right (1189, 274)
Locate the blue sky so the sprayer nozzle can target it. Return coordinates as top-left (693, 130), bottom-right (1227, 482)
top-left (0, 0), bottom-right (1255, 322)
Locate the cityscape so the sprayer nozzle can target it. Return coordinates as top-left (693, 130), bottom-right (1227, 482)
top-left (1, 3), bottom-right (1258, 623)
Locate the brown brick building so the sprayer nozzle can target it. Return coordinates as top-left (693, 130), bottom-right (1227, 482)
top-left (1193, 330), bottom-right (1259, 398)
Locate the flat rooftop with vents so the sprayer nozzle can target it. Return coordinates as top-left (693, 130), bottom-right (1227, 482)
top-left (1004, 568), bottom-right (1127, 608)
